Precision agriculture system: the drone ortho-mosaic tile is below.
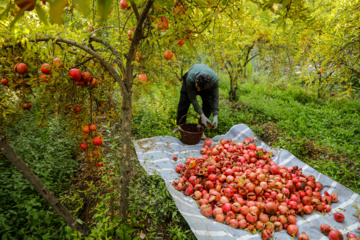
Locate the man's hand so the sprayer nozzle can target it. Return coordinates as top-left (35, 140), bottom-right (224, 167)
top-left (212, 115), bottom-right (218, 129)
top-left (200, 113), bottom-right (211, 127)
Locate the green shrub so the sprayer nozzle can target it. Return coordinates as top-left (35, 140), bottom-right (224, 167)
top-left (0, 109), bottom-right (78, 240)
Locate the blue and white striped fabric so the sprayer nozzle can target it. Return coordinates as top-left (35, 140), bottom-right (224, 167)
top-left (133, 124), bottom-right (360, 240)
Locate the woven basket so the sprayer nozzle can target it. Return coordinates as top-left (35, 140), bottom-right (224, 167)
top-left (178, 114), bottom-right (204, 145)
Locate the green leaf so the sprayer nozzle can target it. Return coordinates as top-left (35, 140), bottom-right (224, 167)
top-left (74, 0), bottom-right (92, 17)
top-left (185, 41), bottom-right (197, 56)
top-left (10, 8), bottom-right (27, 30)
top-left (49, 0), bottom-right (66, 25)
top-left (282, 0), bottom-right (291, 8)
top-left (0, 2), bottom-right (13, 20)
top-left (36, 4), bottom-right (49, 25)
top-left (97, 0), bottom-right (113, 23)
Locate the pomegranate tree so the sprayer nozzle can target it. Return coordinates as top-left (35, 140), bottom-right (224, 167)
top-left (172, 137), bottom-right (338, 239)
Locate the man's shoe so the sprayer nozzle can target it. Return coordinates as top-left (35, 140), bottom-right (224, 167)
top-left (201, 132), bottom-right (206, 140)
top-left (173, 127), bottom-right (179, 134)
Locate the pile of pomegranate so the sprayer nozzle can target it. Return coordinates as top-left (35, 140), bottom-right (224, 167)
top-left (172, 138), bottom-right (339, 240)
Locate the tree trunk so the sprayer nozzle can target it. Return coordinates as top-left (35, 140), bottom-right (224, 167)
top-left (0, 135), bottom-right (90, 236)
top-left (118, 0), bottom-right (154, 220)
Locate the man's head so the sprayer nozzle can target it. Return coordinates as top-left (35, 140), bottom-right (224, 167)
top-left (196, 73), bottom-right (211, 91)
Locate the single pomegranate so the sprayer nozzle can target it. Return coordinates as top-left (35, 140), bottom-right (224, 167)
top-left (89, 124), bottom-right (96, 132)
top-left (173, 156), bottom-right (178, 161)
top-left (200, 204), bottom-right (212, 218)
top-left (332, 193), bottom-right (338, 203)
top-left (23, 102), bottom-right (31, 111)
top-left (80, 143), bottom-right (88, 150)
top-left (177, 39), bottom-right (185, 47)
top-left (68, 68), bottom-right (82, 81)
top-left (320, 223), bottom-right (332, 235)
top-left (298, 232), bottom-right (309, 240)
top-left (1, 78), bottom-right (8, 85)
top-left (328, 230), bottom-right (344, 240)
top-left (39, 74), bottom-right (51, 83)
top-left (91, 78), bottom-right (99, 87)
top-left (204, 139), bottom-right (212, 147)
top-left (334, 212), bottom-right (345, 222)
top-left (157, 16), bottom-right (169, 31)
top-left (164, 50), bottom-right (174, 60)
top-left (246, 212), bottom-right (257, 223)
top-left (97, 163), bottom-right (103, 167)
top-left (82, 72), bottom-right (92, 83)
top-left (14, 63), bottom-right (28, 74)
top-left (287, 224), bottom-right (299, 237)
top-left (135, 52), bottom-right (141, 61)
top-left (346, 233), bottom-right (357, 239)
top-left (172, 5), bottom-right (186, 16)
top-left (215, 213), bottom-right (225, 223)
top-left (120, 0), bottom-right (130, 10)
top-left (41, 63), bottom-right (51, 75)
top-left (15, 0), bottom-right (36, 11)
top-left (82, 125), bottom-right (90, 134)
top-left (93, 137), bottom-right (102, 146)
top-left (53, 58), bottom-right (63, 68)
top-left (137, 74), bottom-right (147, 82)
top-left (261, 229), bottom-right (273, 240)
top-left (73, 106), bottom-right (81, 114)
top-left (127, 29), bottom-right (135, 40)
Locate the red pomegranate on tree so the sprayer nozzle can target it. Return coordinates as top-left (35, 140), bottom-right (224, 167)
top-left (82, 72), bottom-right (92, 83)
top-left (53, 58), bottom-right (64, 68)
top-left (41, 63), bottom-right (51, 75)
top-left (82, 125), bottom-right (90, 134)
top-left (68, 68), bottom-right (82, 81)
top-left (127, 29), bottom-right (135, 41)
top-left (120, 0), bottom-right (130, 10)
top-left (137, 74), bottom-right (147, 82)
top-left (164, 50), bottom-right (174, 60)
top-left (15, 0), bottom-right (36, 11)
top-left (23, 102), bottom-right (32, 111)
top-left (91, 78), bottom-right (99, 87)
top-left (89, 124), bottom-right (97, 132)
top-left (1, 78), bottom-right (8, 85)
top-left (73, 105), bottom-right (81, 114)
top-left (14, 63), bottom-right (28, 74)
top-left (39, 74), bottom-right (51, 83)
top-left (80, 143), bottom-right (88, 150)
top-left (93, 137), bottom-right (102, 146)
top-left (172, 5), bottom-right (186, 16)
top-left (177, 39), bottom-right (185, 47)
top-left (157, 16), bottom-right (169, 31)
top-left (136, 52), bottom-right (141, 61)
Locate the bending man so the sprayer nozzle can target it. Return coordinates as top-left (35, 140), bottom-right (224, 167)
top-left (174, 64), bottom-right (219, 138)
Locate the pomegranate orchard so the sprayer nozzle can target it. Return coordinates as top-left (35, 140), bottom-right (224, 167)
top-left (172, 138), bottom-right (339, 239)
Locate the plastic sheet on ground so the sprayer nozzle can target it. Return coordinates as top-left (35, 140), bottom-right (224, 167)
top-left (133, 124), bottom-right (360, 240)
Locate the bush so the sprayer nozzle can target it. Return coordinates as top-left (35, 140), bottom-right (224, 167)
top-left (0, 110), bottom-right (78, 240)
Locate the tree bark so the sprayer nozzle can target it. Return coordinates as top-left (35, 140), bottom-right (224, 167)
top-left (118, 0), bottom-right (154, 220)
top-left (0, 135), bottom-right (91, 236)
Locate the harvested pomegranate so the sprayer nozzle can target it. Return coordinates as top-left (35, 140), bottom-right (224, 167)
top-left (172, 137), bottom-right (338, 237)
top-left (328, 230), bottom-right (344, 240)
top-left (334, 212), bottom-right (345, 222)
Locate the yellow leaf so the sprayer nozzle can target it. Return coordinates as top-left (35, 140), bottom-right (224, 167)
top-left (49, 0), bottom-right (66, 25)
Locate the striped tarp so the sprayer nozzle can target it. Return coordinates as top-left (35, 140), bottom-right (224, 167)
top-left (133, 124), bottom-right (360, 239)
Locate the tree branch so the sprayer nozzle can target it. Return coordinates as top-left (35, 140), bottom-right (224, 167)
top-left (29, 37), bottom-right (125, 91)
top-left (89, 37), bottom-right (125, 76)
top-left (130, 0), bottom-right (140, 21)
top-left (125, 0), bottom-right (154, 93)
